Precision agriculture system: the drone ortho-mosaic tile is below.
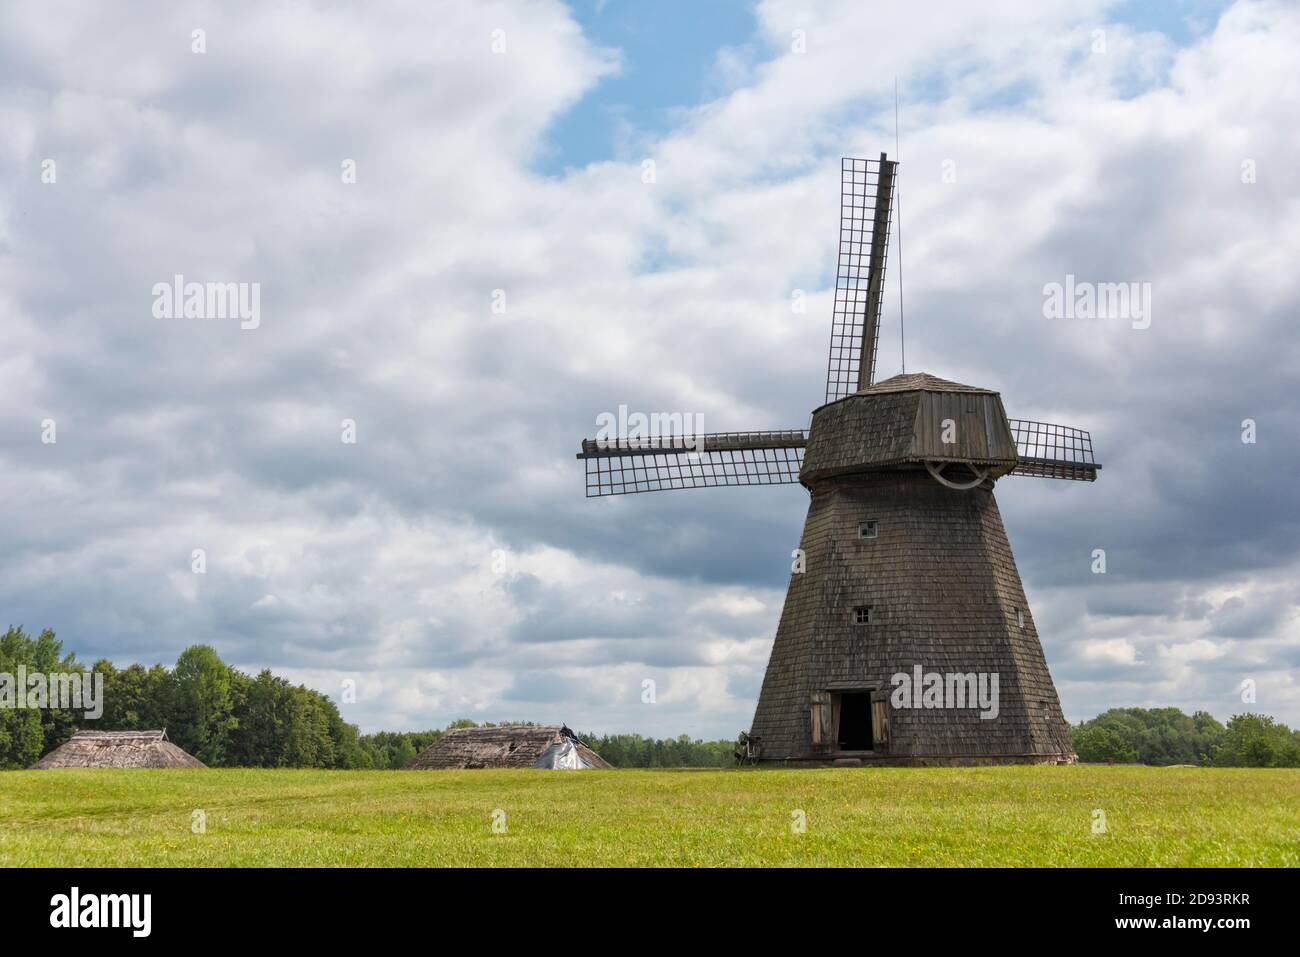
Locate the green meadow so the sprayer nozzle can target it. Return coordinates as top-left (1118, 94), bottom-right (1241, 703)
top-left (1, 765), bottom-right (1296, 867)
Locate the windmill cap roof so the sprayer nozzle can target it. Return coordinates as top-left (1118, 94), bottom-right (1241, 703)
top-left (855, 372), bottom-right (997, 395)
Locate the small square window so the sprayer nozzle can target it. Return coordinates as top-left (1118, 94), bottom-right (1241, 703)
top-left (857, 520), bottom-right (878, 539)
top-left (853, 605), bottom-right (873, 625)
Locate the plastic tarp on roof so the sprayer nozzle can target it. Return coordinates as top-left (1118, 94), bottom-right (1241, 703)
top-left (532, 739), bottom-right (599, 769)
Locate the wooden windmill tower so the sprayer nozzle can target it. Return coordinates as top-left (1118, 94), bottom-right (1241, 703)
top-left (577, 155), bottom-right (1099, 765)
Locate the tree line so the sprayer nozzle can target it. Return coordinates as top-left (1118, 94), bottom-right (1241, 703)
top-left (0, 627), bottom-right (739, 769)
top-left (1071, 707), bottom-right (1300, 767)
top-left (1, 626), bottom-right (371, 769)
top-left (574, 732), bottom-right (734, 768)
top-left (6, 627), bottom-right (1298, 769)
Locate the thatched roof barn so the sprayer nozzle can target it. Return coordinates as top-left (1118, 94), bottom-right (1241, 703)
top-left (406, 725), bottom-right (611, 770)
top-left (32, 730), bottom-right (206, 769)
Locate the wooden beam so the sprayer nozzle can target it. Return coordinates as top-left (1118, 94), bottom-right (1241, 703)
top-left (857, 153), bottom-right (896, 391)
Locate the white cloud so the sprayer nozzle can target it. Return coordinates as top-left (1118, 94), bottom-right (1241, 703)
top-left (1080, 638), bottom-right (1141, 666)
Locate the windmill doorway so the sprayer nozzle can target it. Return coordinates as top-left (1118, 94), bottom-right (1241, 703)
top-left (835, 691), bottom-right (874, 751)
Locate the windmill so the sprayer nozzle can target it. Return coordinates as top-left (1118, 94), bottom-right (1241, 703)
top-left (577, 155), bottom-right (1098, 765)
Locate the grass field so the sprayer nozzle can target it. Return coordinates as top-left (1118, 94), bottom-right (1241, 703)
top-left (1, 765), bottom-right (1296, 866)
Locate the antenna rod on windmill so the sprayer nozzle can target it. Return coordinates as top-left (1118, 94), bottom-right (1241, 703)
top-left (856, 151), bottom-right (897, 392)
top-left (894, 76), bottom-right (905, 375)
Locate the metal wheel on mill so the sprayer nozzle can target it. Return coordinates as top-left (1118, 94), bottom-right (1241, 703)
top-left (577, 155), bottom-right (1099, 766)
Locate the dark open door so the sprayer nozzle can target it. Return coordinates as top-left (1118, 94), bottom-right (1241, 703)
top-left (835, 691), bottom-right (873, 750)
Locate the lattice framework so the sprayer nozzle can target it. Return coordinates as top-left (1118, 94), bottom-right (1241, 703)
top-left (825, 156), bottom-right (896, 403)
top-left (1007, 419), bottom-right (1099, 481)
top-left (578, 431), bottom-right (808, 497)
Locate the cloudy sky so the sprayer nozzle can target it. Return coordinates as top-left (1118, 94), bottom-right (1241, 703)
top-left (2, 0), bottom-right (1297, 738)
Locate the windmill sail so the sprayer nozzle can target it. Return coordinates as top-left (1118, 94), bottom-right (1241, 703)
top-left (825, 154), bottom-right (898, 404)
top-left (1006, 419), bottom-right (1101, 481)
top-left (577, 430), bottom-right (807, 497)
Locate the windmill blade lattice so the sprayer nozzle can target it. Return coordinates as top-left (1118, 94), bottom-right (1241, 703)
top-left (825, 155), bottom-right (897, 403)
top-left (577, 430), bottom-right (808, 497)
top-left (1006, 419), bottom-right (1101, 481)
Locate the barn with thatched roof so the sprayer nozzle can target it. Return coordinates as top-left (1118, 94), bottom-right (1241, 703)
top-left (32, 730), bottom-right (206, 769)
top-left (406, 725), bottom-right (611, 770)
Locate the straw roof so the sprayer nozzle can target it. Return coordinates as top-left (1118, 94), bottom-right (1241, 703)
top-left (32, 730), bottom-right (206, 769)
top-left (405, 725), bottom-right (611, 770)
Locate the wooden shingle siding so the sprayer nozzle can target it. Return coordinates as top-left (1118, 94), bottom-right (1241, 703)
top-left (748, 468), bottom-right (1076, 765)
